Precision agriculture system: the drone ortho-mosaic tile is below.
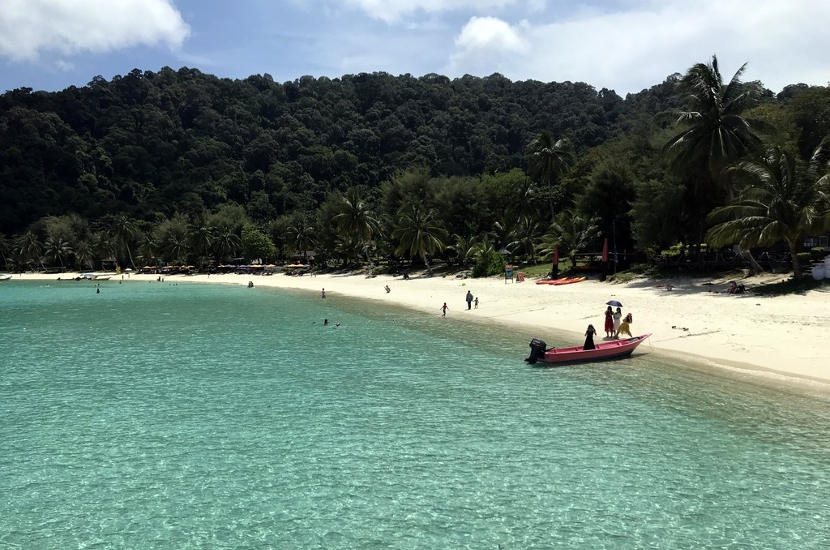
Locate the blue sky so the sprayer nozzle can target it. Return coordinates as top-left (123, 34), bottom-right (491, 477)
top-left (1, 0), bottom-right (828, 95)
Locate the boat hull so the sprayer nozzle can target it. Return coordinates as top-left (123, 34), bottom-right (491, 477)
top-left (538, 334), bottom-right (651, 365)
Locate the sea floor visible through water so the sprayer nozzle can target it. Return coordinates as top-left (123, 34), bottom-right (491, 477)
top-left (1, 280), bottom-right (828, 548)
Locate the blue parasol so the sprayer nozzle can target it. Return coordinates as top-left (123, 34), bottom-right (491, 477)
top-left (606, 300), bottom-right (623, 307)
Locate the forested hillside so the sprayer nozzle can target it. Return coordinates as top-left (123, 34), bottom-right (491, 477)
top-left (1, 61), bottom-right (829, 275)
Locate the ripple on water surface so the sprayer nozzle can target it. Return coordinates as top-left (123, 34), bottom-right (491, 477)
top-left (0, 281), bottom-right (828, 548)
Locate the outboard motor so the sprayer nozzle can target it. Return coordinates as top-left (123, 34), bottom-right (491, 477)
top-left (525, 338), bottom-right (547, 364)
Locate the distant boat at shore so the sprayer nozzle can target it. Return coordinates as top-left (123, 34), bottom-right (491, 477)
top-left (0, 274), bottom-right (11, 281)
top-left (81, 273), bottom-right (111, 281)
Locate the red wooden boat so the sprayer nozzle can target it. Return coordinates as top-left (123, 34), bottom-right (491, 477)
top-left (525, 334), bottom-right (651, 365)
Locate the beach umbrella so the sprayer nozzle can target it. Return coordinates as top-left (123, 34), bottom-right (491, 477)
top-left (606, 300), bottom-right (623, 307)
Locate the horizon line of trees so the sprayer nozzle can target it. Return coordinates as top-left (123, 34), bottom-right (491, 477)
top-left (1, 57), bottom-right (829, 277)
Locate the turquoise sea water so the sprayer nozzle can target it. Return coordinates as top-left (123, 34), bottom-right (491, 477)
top-left (1, 280), bottom-right (828, 549)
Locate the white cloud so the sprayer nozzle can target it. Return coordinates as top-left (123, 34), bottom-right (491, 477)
top-left (445, 0), bottom-right (830, 94)
top-left (343, 0), bottom-right (516, 23)
top-left (450, 16), bottom-right (529, 74)
top-left (0, 0), bottom-right (190, 62)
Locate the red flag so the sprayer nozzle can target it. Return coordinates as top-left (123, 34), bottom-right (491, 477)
top-left (602, 238), bottom-right (608, 263)
top-left (553, 246), bottom-right (559, 265)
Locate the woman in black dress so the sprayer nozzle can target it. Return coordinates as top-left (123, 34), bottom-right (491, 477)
top-left (584, 324), bottom-right (597, 350)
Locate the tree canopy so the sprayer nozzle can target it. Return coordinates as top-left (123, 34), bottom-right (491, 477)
top-left (2, 63), bottom-right (829, 276)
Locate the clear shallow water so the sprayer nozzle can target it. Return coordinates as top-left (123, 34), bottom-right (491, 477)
top-left (1, 280), bottom-right (828, 549)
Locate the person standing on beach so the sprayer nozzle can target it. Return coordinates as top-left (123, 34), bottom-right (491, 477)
top-left (604, 306), bottom-right (614, 338)
top-left (613, 307), bottom-right (622, 338)
top-left (465, 290), bottom-right (473, 310)
top-left (474, 296), bottom-right (479, 309)
top-left (441, 302), bottom-right (449, 317)
top-left (584, 324), bottom-right (597, 350)
top-left (321, 288), bottom-right (326, 299)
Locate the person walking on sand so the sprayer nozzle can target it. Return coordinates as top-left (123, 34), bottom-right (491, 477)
top-left (321, 288), bottom-right (326, 299)
top-left (441, 302), bottom-right (449, 317)
top-left (604, 306), bottom-right (614, 338)
top-left (612, 307), bottom-right (622, 338)
top-left (584, 324), bottom-right (597, 350)
top-left (474, 296), bottom-right (479, 309)
top-left (465, 290), bottom-right (473, 310)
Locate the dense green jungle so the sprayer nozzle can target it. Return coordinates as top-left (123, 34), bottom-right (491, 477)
top-left (1, 56), bottom-right (829, 277)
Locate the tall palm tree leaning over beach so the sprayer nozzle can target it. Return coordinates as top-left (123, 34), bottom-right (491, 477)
top-left (392, 203), bottom-right (447, 273)
top-left (706, 140), bottom-right (830, 278)
top-left (664, 55), bottom-right (763, 258)
top-left (527, 131), bottom-right (574, 222)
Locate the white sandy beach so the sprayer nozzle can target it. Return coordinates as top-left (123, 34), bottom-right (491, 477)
top-left (11, 270), bottom-right (830, 392)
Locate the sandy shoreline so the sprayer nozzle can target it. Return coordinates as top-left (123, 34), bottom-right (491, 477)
top-left (9, 270), bottom-right (830, 394)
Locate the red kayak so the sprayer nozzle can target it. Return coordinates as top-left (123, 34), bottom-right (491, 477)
top-left (525, 334), bottom-right (651, 365)
top-left (535, 277), bottom-right (585, 285)
top-left (552, 276), bottom-right (585, 285)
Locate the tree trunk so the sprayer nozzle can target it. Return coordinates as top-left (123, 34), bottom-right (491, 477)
top-left (363, 245), bottom-right (374, 268)
top-left (739, 248), bottom-right (763, 275)
top-left (125, 243), bottom-right (136, 269)
top-left (787, 239), bottom-right (801, 277)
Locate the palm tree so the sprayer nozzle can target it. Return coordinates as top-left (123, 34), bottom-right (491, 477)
top-left (155, 216), bottom-right (189, 265)
top-left (73, 240), bottom-right (95, 270)
top-left (537, 210), bottom-right (601, 268)
top-left (286, 217), bottom-right (317, 263)
top-left (17, 231), bottom-right (43, 270)
top-left (527, 132), bottom-right (574, 220)
top-left (505, 215), bottom-right (544, 262)
top-left (163, 232), bottom-right (188, 265)
top-left (666, 56), bottom-right (762, 177)
top-left (137, 234), bottom-right (159, 267)
top-left (188, 223), bottom-right (215, 267)
top-left (333, 188), bottom-right (382, 267)
top-left (212, 230), bottom-right (240, 263)
top-left (706, 142), bottom-right (830, 277)
top-left (664, 55), bottom-right (763, 243)
top-left (0, 234), bottom-right (10, 269)
top-left (392, 204), bottom-right (447, 273)
top-left (91, 231), bottom-right (116, 270)
top-left (109, 215), bottom-right (138, 269)
top-left (448, 234), bottom-right (478, 266)
top-left (43, 237), bottom-right (73, 269)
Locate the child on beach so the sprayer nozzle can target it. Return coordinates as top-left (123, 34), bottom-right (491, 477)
top-left (441, 302), bottom-right (449, 317)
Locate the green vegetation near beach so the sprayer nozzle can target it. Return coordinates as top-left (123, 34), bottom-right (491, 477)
top-left (1, 57), bottom-right (829, 278)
